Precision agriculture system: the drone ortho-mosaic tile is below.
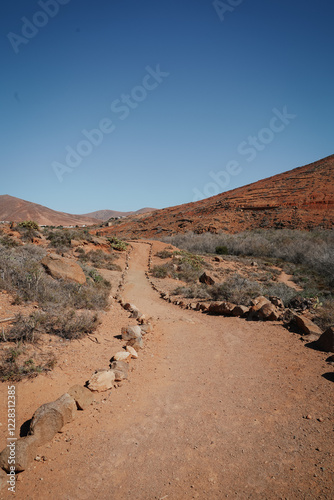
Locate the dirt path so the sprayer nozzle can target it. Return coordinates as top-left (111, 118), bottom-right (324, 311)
top-left (7, 242), bottom-right (333, 499)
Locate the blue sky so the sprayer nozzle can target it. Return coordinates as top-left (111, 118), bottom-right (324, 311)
top-left (1, 0), bottom-right (333, 214)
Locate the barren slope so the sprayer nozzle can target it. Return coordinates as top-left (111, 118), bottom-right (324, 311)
top-left (0, 195), bottom-right (101, 226)
top-left (99, 155), bottom-right (334, 238)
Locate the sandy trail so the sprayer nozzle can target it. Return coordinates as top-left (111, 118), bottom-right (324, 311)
top-left (7, 242), bottom-right (333, 500)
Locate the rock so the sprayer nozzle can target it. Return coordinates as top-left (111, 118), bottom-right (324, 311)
top-left (258, 302), bottom-right (281, 321)
top-left (41, 254), bottom-right (86, 284)
top-left (29, 393), bottom-right (77, 445)
top-left (314, 326), bottom-right (334, 353)
top-left (130, 308), bottom-right (143, 319)
top-left (0, 467), bottom-right (7, 491)
top-left (199, 272), bottom-right (215, 286)
top-left (294, 314), bottom-right (322, 336)
top-left (198, 302), bottom-right (210, 312)
top-left (250, 261), bottom-right (258, 267)
top-left (0, 435), bottom-right (39, 472)
top-left (68, 385), bottom-right (95, 410)
top-left (110, 359), bottom-right (129, 381)
top-left (326, 354), bottom-right (334, 365)
top-left (110, 360), bottom-right (129, 376)
top-left (208, 302), bottom-right (236, 316)
top-left (269, 296), bottom-right (284, 308)
top-left (123, 303), bottom-right (137, 312)
top-left (126, 345), bottom-right (138, 359)
top-left (214, 257), bottom-right (221, 262)
top-left (140, 323), bottom-right (153, 334)
top-left (113, 351), bottom-right (131, 362)
top-left (127, 337), bottom-right (143, 351)
top-left (88, 370), bottom-right (115, 392)
top-left (121, 325), bottom-right (142, 341)
top-left (232, 305), bottom-right (250, 317)
top-left (250, 296), bottom-right (271, 312)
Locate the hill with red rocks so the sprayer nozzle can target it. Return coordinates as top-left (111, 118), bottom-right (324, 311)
top-left (0, 195), bottom-right (101, 226)
top-left (98, 155), bottom-right (334, 238)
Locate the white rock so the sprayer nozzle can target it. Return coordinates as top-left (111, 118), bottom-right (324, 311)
top-left (126, 345), bottom-right (138, 359)
top-left (88, 370), bottom-right (115, 392)
top-left (113, 351), bottom-right (131, 362)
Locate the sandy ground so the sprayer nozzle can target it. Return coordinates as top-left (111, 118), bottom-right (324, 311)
top-left (0, 242), bottom-right (333, 499)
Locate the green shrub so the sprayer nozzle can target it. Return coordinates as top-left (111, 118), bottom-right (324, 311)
top-left (107, 237), bottom-right (128, 251)
top-left (18, 220), bottom-right (39, 230)
top-left (215, 245), bottom-right (228, 255)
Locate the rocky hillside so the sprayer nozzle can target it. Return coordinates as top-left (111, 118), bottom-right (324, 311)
top-left (0, 195), bottom-right (101, 226)
top-left (98, 155), bottom-right (334, 238)
top-left (82, 207), bottom-right (156, 221)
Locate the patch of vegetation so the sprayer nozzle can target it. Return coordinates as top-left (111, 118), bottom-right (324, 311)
top-left (215, 245), bottom-right (229, 255)
top-left (5, 309), bottom-right (99, 343)
top-left (45, 228), bottom-right (93, 252)
top-left (0, 345), bottom-right (56, 381)
top-left (16, 221), bottom-right (41, 242)
top-left (155, 249), bottom-right (173, 259)
top-left (107, 237), bottom-right (128, 251)
top-left (77, 249), bottom-right (121, 271)
top-left (18, 221), bottom-right (40, 230)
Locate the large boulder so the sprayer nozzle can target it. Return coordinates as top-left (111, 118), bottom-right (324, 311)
top-left (199, 272), bottom-right (215, 286)
top-left (42, 253), bottom-right (86, 284)
top-left (29, 393), bottom-right (77, 445)
top-left (232, 305), bottom-right (250, 317)
top-left (0, 435), bottom-right (39, 473)
top-left (293, 314), bottom-right (322, 336)
top-left (208, 302), bottom-right (236, 316)
top-left (257, 302), bottom-right (281, 321)
top-left (68, 385), bottom-right (95, 410)
top-left (314, 326), bottom-right (334, 352)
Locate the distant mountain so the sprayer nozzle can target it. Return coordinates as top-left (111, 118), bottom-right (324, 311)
top-left (0, 195), bottom-right (101, 226)
top-left (82, 207), bottom-right (156, 221)
top-left (97, 155), bottom-right (334, 238)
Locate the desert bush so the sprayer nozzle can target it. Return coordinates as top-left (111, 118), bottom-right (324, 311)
top-left (0, 345), bottom-right (56, 381)
top-left (173, 284), bottom-right (211, 299)
top-left (155, 249), bottom-right (173, 259)
top-left (5, 309), bottom-right (99, 343)
top-left (18, 220), bottom-right (39, 230)
top-left (78, 249), bottom-right (121, 271)
top-left (215, 245), bottom-right (229, 255)
top-left (152, 264), bottom-right (173, 278)
top-left (0, 234), bottom-right (19, 247)
top-left (0, 244), bottom-right (110, 310)
top-left (208, 274), bottom-right (263, 305)
top-left (163, 230), bottom-right (334, 288)
top-left (107, 237), bottom-right (128, 251)
top-left (45, 228), bottom-right (93, 251)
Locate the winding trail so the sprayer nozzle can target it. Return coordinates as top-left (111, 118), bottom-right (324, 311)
top-left (17, 242), bottom-right (333, 500)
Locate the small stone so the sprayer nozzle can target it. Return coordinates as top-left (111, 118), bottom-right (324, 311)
top-left (113, 351), bottom-right (131, 362)
top-left (88, 370), bottom-right (115, 392)
top-left (306, 414), bottom-right (312, 420)
top-left (126, 346), bottom-right (138, 359)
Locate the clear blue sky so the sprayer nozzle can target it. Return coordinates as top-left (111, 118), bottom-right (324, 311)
top-left (1, 0), bottom-right (333, 214)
